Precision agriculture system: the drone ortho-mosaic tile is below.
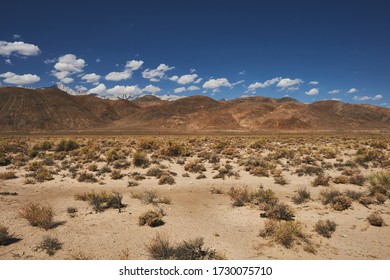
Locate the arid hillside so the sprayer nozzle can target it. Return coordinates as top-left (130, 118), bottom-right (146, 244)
top-left (0, 87), bottom-right (389, 132)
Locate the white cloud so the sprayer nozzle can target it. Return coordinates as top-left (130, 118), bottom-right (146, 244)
top-left (125, 60), bottom-right (144, 71)
top-left (169, 75), bottom-right (179, 82)
top-left (54, 54), bottom-right (85, 73)
top-left (328, 89), bottom-right (340, 94)
top-left (177, 74), bottom-right (198, 85)
top-left (174, 87), bottom-right (186, 93)
top-left (52, 71), bottom-right (69, 80)
top-left (308, 81), bottom-right (319, 85)
top-left (190, 68), bottom-right (196, 73)
top-left (353, 96), bottom-right (371, 101)
top-left (372, 94), bottom-right (383, 101)
top-left (277, 78), bottom-right (303, 89)
top-left (347, 87), bottom-right (358, 94)
top-left (239, 70), bottom-right (246, 75)
top-left (88, 83), bottom-right (107, 95)
top-left (0, 41), bottom-right (40, 56)
top-left (142, 64), bottom-right (174, 82)
top-left (96, 58), bottom-right (101, 63)
top-left (75, 85), bottom-right (88, 92)
top-left (0, 72), bottom-right (40, 85)
top-left (105, 70), bottom-right (132, 81)
top-left (203, 78), bottom-right (232, 89)
top-left (81, 73), bottom-right (101, 83)
top-left (158, 94), bottom-right (185, 101)
top-left (247, 77), bottom-right (281, 92)
top-left (5, 59), bottom-right (11, 65)
top-left (44, 58), bottom-right (56, 64)
top-left (194, 78), bottom-right (203, 84)
top-left (187, 85), bottom-right (199, 91)
top-left (331, 98), bottom-right (342, 101)
top-left (106, 85), bottom-right (142, 96)
top-left (13, 34), bottom-right (21, 40)
top-left (61, 77), bottom-right (74, 84)
top-left (143, 84), bottom-right (161, 94)
top-left (305, 88), bottom-right (319, 95)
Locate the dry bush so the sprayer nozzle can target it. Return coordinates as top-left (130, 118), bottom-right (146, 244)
top-left (349, 174), bottom-right (366, 186)
top-left (332, 175), bottom-right (349, 184)
top-left (292, 188), bottom-right (311, 204)
top-left (110, 169), bottom-right (123, 180)
top-left (314, 219), bottom-right (337, 238)
top-left (138, 210), bottom-right (165, 227)
top-left (127, 180), bottom-right (139, 187)
top-left (367, 212), bottom-right (384, 227)
top-left (137, 138), bottom-right (159, 152)
top-left (263, 202), bottom-right (295, 221)
top-left (146, 167), bottom-right (164, 178)
top-left (227, 187), bottom-right (251, 207)
top-left (35, 167), bottom-right (53, 182)
top-left (0, 171), bottom-right (17, 180)
top-left (161, 141), bottom-right (187, 157)
top-left (312, 174), bottom-right (330, 187)
top-left (37, 236), bottom-right (62, 256)
top-left (146, 233), bottom-right (223, 260)
top-left (75, 191), bottom-right (124, 212)
top-left (0, 225), bottom-right (12, 245)
top-left (320, 189), bottom-right (352, 211)
top-left (77, 171), bottom-right (97, 183)
top-left (184, 160), bottom-right (206, 173)
top-left (19, 203), bottom-right (54, 230)
top-left (210, 187), bottom-right (223, 194)
top-left (274, 175), bottom-right (288, 185)
top-left (344, 190), bottom-right (363, 201)
top-left (295, 165), bottom-right (324, 176)
top-left (87, 163), bottom-right (98, 171)
top-left (259, 220), bottom-right (312, 250)
top-left (56, 139), bottom-right (79, 152)
top-left (368, 172), bottom-right (390, 196)
top-left (132, 151), bottom-right (149, 168)
top-left (132, 190), bottom-right (171, 205)
top-left (158, 175), bottom-right (175, 185)
top-left (249, 166), bottom-right (269, 177)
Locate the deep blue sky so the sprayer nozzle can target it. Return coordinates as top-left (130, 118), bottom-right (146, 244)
top-left (0, 0), bottom-right (389, 106)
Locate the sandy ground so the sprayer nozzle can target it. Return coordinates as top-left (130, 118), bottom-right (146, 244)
top-left (1, 136), bottom-right (390, 260)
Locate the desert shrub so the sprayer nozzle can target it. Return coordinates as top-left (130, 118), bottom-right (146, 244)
top-left (264, 202), bottom-right (295, 221)
top-left (132, 151), bottom-right (149, 168)
top-left (375, 193), bottom-right (387, 204)
top-left (75, 191), bottom-right (124, 212)
top-left (105, 149), bottom-right (120, 163)
top-left (349, 174), bottom-right (366, 186)
top-left (344, 190), bottom-right (363, 201)
top-left (127, 180), bottom-right (139, 187)
top-left (184, 160), bottom-right (206, 173)
top-left (77, 171), bottom-right (97, 183)
top-left (137, 138), bottom-right (159, 152)
top-left (367, 212), bottom-right (384, 227)
top-left (132, 190), bottom-right (171, 205)
top-left (368, 172), bottom-right (390, 196)
top-left (138, 210), bottom-right (165, 227)
top-left (34, 167), bottom-right (53, 182)
top-left (87, 163), bottom-right (98, 171)
top-left (312, 174), bottom-right (330, 187)
top-left (158, 175), bottom-right (175, 185)
top-left (292, 188), bottom-right (311, 204)
top-left (0, 153), bottom-right (11, 166)
top-left (314, 219), bottom-right (337, 238)
top-left (0, 191), bottom-right (18, 196)
top-left (19, 203), bottom-right (54, 230)
top-left (259, 220), bottom-right (311, 249)
top-left (98, 165), bottom-right (112, 174)
top-left (107, 192), bottom-right (124, 211)
top-left (227, 187), bottom-right (251, 207)
top-left (161, 141), bottom-right (186, 157)
top-left (37, 236), bottom-right (62, 256)
top-left (0, 225), bottom-right (12, 245)
top-left (249, 166), bottom-right (269, 177)
top-left (110, 169), bottom-right (123, 180)
top-left (320, 189), bottom-right (352, 211)
top-left (0, 171), bottom-right (17, 180)
top-left (295, 165), bottom-right (323, 176)
top-left (359, 195), bottom-right (375, 206)
top-left (67, 207), bottom-right (78, 214)
top-left (56, 139), bottom-right (79, 152)
top-left (332, 175), bottom-right (349, 184)
top-left (146, 233), bottom-right (222, 260)
top-left (274, 175), bottom-right (288, 185)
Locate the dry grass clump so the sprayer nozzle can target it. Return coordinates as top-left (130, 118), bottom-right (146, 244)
top-left (332, 175), bottom-right (349, 184)
top-left (367, 212), bottom-right (384, 227)
top-left (292, 188), bottom-right (311, 204)
top-left (132, 190), bottom-right (171, 205)
top-left (295, 165), bottom-right (324, 176)
top-left (0, 171), bottom-right (17, 180)
top-left (312, 174), bottom-right (330, 187)
top-left (0, 225), bottom-right (12, 245)
top-left (146, 233), bottom-right (223, 260)
top-left (314, 219), bottom-right (337, 238)
top-left (184, 160), bottom-right (206, 173)
top-left (349, 174), bottom-right (366, 186)
top-left (210, 186), bottom-right (223, 194)
top-left (77, 171), bottom-right (97, 183)
top-left (19, 203), bottom-right (54, 230)
top-left (274, 175), bottom-right (288, 185)
top-left (160, 141), bottom-right (187, 157)
top-left (146, 167), bottom-right (164, 178)
top-left (55, 139), bottom-right (79, 152)
top-left (74, 191), bottom-right (125, 212)
top-left (262, 202), bottom-right (295, 221)
top-left (35, 167), bottom-right (53, 182)
top-left (259, 220), bottom-right (312, 250)
top-left (158, 175), bottom-right (175, 185)
top-left (320, 189), bottom-right (352, 211)
top-left (132, 150), bottom-right (149, 168)
top-left (138, 210), bottom-right (165, 227)
top-left (368, 172), bottom-right (390, 196)
top-left (110, 169), bottom-right (123, 180)
top-left (228, 186), bottom-right (279, 208)
top-left (37, 236), bottom-right (62, 256)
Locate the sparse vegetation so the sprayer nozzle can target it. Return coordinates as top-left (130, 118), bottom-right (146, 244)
top-left (314, 219), bottom-right (337, 238)
top-left (138, 210), bottom-right (165, 227)
top-left (19, 203), bottom-right (54, 230)
top-left (367, 212), bottom-right (384, 227)
top-left (0, 225), bottom-right (12, 245)
top-left (292, 188), bottom-right (311, 204)
top-left (132, 150), bottom-right (149, 168)
top-left (37, 236), bottom-right (62, 256)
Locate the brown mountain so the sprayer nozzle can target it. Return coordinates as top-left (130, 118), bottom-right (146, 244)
top-left (0, 86), bottom-right (389, 132)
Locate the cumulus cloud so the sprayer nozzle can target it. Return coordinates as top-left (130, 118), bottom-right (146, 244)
top-left (239, 70), bottom-right (246, 75)
top-left (0, 41), bottom-right (40, 56)
top-left (0, 71), bottom-right (40, 85)
top-left (54, 54), bottom-right (85, 73)
top-left (277, 78), bottom-right (303, 89)
top-left (347, 88), bottom-right (358, 94)
top-left (328, 89), bottom-right (340, 94)
top-left (187, 85), bottom-right (199, 91)
top-left (174, 87), bottom-right (186, 93)
top-left (305, 88), bottom-right (319, 95)
top-left (61, 77), bottom-right (74, 84)
top-left (75, 85), bottom-right (88, 93)
top-left (308, 81), bottom-right (319, 85)
top-left (143, 84), bottom-right (161, 94)
top-left (44, 58), bottom-right (56, 64)
top-left (176, 74), bottom-right (198, 85)
top-left (247, 77), bottom-right (281, 92)
top-left (142, 64), bottom-right (174, 82)
top-left (352, 96), bottom-right (371, 101)
top-left (331, 98), bottom-right (342, 101)
top-left (87, 83), bottom-right (107, 95)
top-left (105, 70), bottom-right (132, 81)
top-left (106, 85), bottom-right (142, 96)
top-left (5, 59), bottom-right (11, 65)
top-left (194, 78), bottom-right (203, 84)
top-left (81, 73), bottom-right (101, 83)
top-left (169, 75), bottom-right (179, 82)
top-left (372, 94), bottom-right (383, 101)
top-left (190, 68), bottom-right (196, 73)
top-left (13, 34), bottom-right (21, 40)
top-left (203, 78), bottom-right (232, 89)
top-left (125, 60), bottom-right (144, 71)
top-left (157, 94), bottom-right (185, 101)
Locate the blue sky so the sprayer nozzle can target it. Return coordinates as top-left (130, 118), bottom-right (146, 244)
top-left (0, 0), bottom-right (389, 106)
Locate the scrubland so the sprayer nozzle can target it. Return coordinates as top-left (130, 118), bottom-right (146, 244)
top-left (0, 134), bottom-right (389, 259)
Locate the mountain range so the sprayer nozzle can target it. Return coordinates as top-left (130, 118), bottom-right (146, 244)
top-left (0, 86), bottom-right (389, 133)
